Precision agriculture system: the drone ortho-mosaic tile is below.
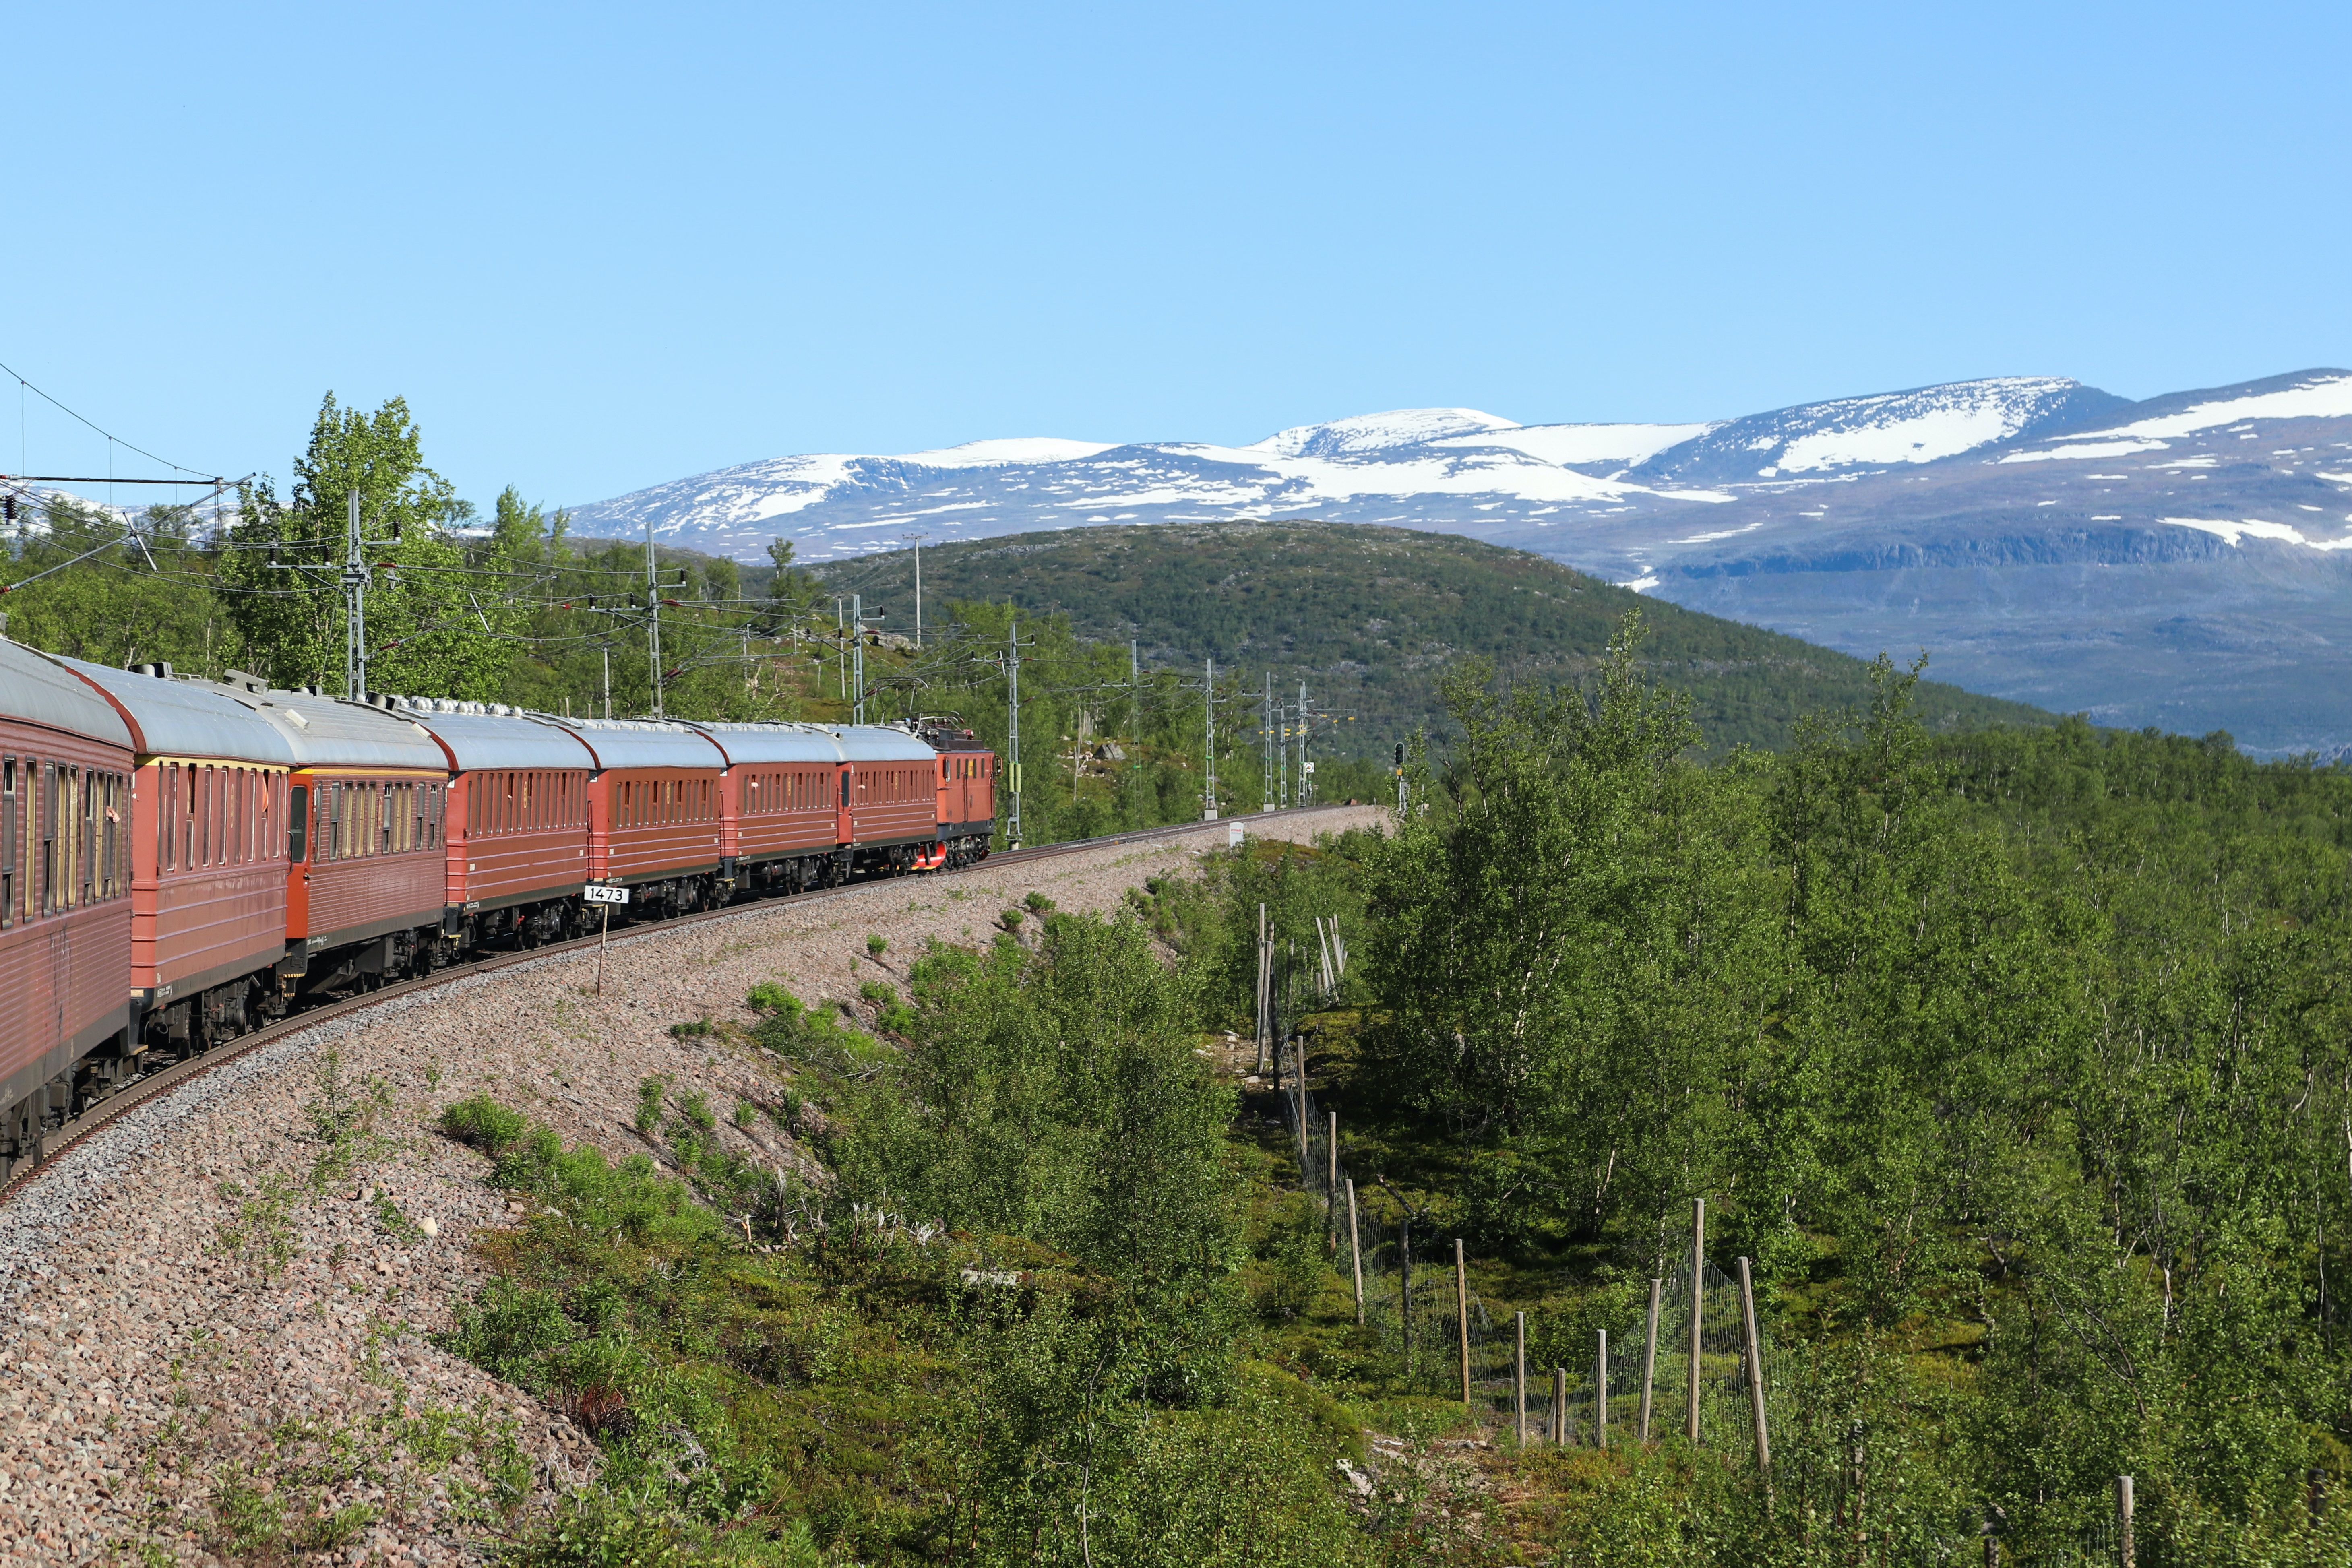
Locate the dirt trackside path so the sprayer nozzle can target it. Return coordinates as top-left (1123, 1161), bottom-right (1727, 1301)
top-left (0, 805), bottom-right (1382, 1567)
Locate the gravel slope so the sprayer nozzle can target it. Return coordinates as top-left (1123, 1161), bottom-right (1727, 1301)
top-left (0, 807), bottom-right (1381, 1566)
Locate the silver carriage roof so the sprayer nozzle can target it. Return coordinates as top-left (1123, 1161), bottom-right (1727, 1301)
top-left (826, 724), bottom-right (942, 763)
top-left (0, 643), bottom-right (135, 750)
top-left (384, 698), bottom-right (601, 773)
top-left (52, 656), bottom-right (297, 765)
top-left (543, 717), bottom-right (728, 772)
top-left (159, 674), bottom-right (448, 770)
top-left (684, 722), bottom-right (846, 766)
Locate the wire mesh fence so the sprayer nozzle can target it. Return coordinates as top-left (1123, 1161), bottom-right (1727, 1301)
top-left (1277, 1038), bottom-right (1778, 1455)
top-left (1271, 1040), bottom-right (2173, 1562)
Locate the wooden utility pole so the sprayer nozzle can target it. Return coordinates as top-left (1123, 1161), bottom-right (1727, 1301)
top-left (1739, 1257), bottom-right (1771, 1476)
top-left (1688, 1198), bottom-right (1706, 1445)
top-left (1639, 1275), bottom-right (1662, 1441)
top-left (1551, 1366), bottom-right (1566, 1444)
top-left (2118, 1475), bottom-right (2135, 1568)
top-left (1455, 1237), bottom-right (1472, 1412)
top-left (1345, 1179), bottom-right (1364, 1325)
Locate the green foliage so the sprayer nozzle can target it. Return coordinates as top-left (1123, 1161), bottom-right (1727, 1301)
top-left (745, 981), bottom-right (796, 1015)
top-left (301, 1046), bottom-right (394, 1190)
top-left (222, 393), bottom-right (525, 696)
top-left (820, 519), bottom-right (2050, 763)
top-left (1348, 614), bottom-right (2352, 1558)
top-left (670, 1016), bottom-right (715, 1039)
top-left (834, 917), bottom-right (1242, 1297)
top-left (0, 496), bottom-right (226, 673)
top-left (441, 1095), bottom-right (530, 1156)
top-left (866, 933), bottom-right (889, 958)
top-left (1023, 891), bottom-right (1055, 913)
top-left (443, 915), bottom-right (1381, 1564)
top-left (214, 1173), bottom-right (302, 1281)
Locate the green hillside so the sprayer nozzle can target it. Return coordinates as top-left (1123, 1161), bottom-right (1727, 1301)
top-left (812, 520), bottom-right (2050, 757)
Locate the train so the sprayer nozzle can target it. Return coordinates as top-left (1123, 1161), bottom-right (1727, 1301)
top-left (0, 641), bottom-right (998, 1183)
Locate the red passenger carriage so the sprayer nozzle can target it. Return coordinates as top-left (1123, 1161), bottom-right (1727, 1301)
top-left (395, 702), bottom-right (598, 950)
top-left (57, 658), bottom-right (297, 1057)
top-left (690, 723), bottom-right (847, 893)
top-left (0, 644), bottom-right (137, 1177)
top-left (554, 719), bottom-right (730, 919)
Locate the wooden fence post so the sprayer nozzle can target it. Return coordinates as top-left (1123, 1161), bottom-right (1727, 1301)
top-left (1596, 1328), bottom-right (1609, 1449)
top-left (1455, 1237), bottom-right (1472, 1413)
top-left (1639, 1275), bottom-right (1662, 1442)
top-left (1552, 1366), bottom-right (1566, 1444)
top-left (1513, 1312), bottom-right (1527, 1447)
top-left (1345, 1178), bottom-right (1364, 1326)
top-left (1687, 1198), bottom-right (1705, 1446)
top-left (1739, 1256), bottom-right (1771, 1476)
top-left (2118, 1475), bottom-right (2135, 1568)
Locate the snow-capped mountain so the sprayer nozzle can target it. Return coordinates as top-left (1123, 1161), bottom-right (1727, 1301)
top-left (566, 376), bottom-right (2124, 564)
top-left (1622, 377), bottom-right (2129, 485)
top-left (564, 368), bottom-right (2352, 755)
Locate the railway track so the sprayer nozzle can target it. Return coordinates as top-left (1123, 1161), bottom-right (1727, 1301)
top-left (0, 807), bottom-right (1350, 1207)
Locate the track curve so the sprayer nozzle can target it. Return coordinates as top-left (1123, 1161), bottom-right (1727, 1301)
top-left (0, 807), bottom-right (1356, 1207)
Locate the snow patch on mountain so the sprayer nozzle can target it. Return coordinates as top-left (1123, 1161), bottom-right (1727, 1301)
top-left (1997, 439), bottom-right (2170, 464)
top-left (2161, 516), bottom-right (2352, 550)
top-left (1433, 421), bottom-right (1717, 468)
top-left (1628, 377), bottom-right (2129, 485)
top-left (1247, 408), bottom-right (1519, 460)
top-left (890, 437), bottom-right (1116, 468)
top-left (2066, 373), bottom-right (2352, 442)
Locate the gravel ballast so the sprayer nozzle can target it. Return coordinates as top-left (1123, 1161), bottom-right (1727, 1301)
top-left (0, 807), bottom-right (1381, 1566)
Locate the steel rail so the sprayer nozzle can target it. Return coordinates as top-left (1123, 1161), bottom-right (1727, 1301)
top-left (0, 806), bottom-right (1354, 1204)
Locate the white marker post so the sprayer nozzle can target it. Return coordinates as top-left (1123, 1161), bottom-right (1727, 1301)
top-left (584, 883), bottom-right (630, 995)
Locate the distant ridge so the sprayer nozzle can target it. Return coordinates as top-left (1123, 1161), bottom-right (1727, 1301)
top-left (810, 519), bottom-right (2051, 759)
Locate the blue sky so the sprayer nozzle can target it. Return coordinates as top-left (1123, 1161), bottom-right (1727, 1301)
top-left (7, 2), bottom-right (2348, 512)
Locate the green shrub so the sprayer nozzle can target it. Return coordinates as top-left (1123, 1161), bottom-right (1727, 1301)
top-left (734, 1099), bottom-right (758, 1130)
top-left (677, 1090), bottom-right (716, 1133)
top-left (667, 1016), bottom-right (712, 1039)
top-left (1023, 890), bottom-right (1055, 913)
top-left (998, 907), bottom-right (1025, 930)
top-left (865, 932), bottom-right (888, 957)
top-left (440, 1094), bottom-right (528, 1156)
top-left (634, 1078), bottom-right (665, 1137)
top-left (857, 978), bottom-right (896, 1004)
top-left (746, 981), bottom-right (798, 1016)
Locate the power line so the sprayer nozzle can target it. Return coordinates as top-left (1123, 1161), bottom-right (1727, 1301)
top-left (0, 357), bottom-right (213, 478)
top-left (0, 473), bottom-right (226, 486)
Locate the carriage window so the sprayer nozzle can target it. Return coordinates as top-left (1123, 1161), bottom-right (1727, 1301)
top-left (1, 756), bottom-right (14, 928)
top-left (80, 768), bottom-right (97, 904)
top-left (100, 774), bottom-right (114, 896)
top-left (289, 785), bottom-right (310, 862)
